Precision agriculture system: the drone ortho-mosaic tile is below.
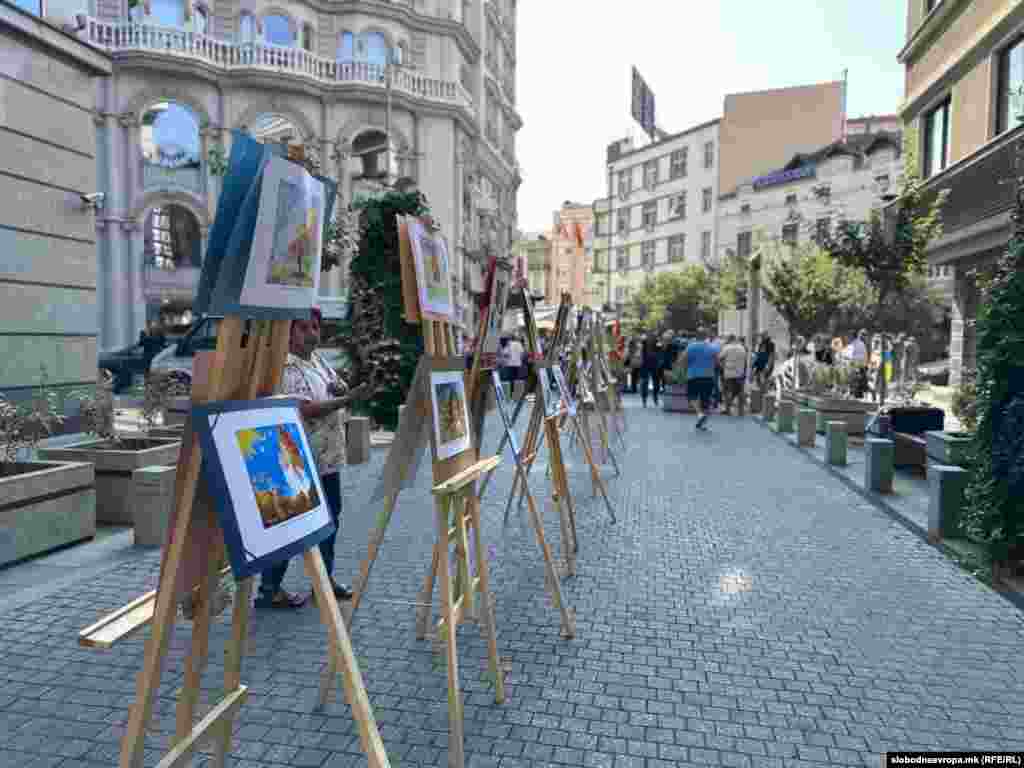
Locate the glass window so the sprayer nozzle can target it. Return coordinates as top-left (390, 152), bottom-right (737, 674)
top-left (672, 191), bottom-right (687, 219)
top-left (150, 0), bottom-right (184, 26)
top-left (704, 141), bottom-right (715, 169)
top-left (782, 223), bottom-right (798, 246)
top-left (301, 22), bottom-right (313, 52)
top-left (702, 187), bottom-right (712, 213)
top-left (263, 14), bottom-right (294, 46)
top-left (670, 147), bottom-right (688, 179)
top-left (141, 102), bottom-right (200, 168)
top-left (923, 97), bottom-right (951, 177)
top-left (338, 30), bottom-right (354, 60)
top-left (785, 193), bottom-right (798, 205)
top-left (362, 31), bottom-right (388, 66)
top-left (997, 35), bottom-right (1024, 135)
top-left (701, 231), bottom-right (711, 261)
top-left (642, 240), bottom-right (655, 265)
top-left (11, 0), bottom-right (42, 14)
top-left (668, 234), bottom-right (685, 262)
top-left (642, 201), bottom-right (657, 229)
top-left (644, 160), bottom-right (658, 188)
top-left (239, 12), bottom-right (255, 43)
top-left (737, 231), bottom-right (752, 259)
top-left (617, 210), bottom-right (629, 233)
top-left (616, 248), bottom-right (627, 269)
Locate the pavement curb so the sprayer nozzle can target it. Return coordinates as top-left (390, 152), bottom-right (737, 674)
top-left (753, 415), bottom-right (1024, 614)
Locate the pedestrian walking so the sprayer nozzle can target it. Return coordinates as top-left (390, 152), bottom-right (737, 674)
top-left (639, 336), bottom-right (662, 407)
top-left (628, 341), bottom-right (642, 394)
top-left (752, 333), bottom-right (776, 391)
top-left (256, 308), bottom-right (371, 609)
top-left (684, 328), bottom-right (719, 431)
top-left (709, 335), bottom-right (723, 409)
top-left (719, 335), bottom-right (747, 416)
top-left (498, 337), bottom-right (514, 381)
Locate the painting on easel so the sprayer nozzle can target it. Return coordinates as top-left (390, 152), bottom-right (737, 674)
top-left (491, 369), bottom-right (519, 456)
top-left (409, 217), bottom-right (454, 319)
top-left (192, 398), bottom-right (335, 579)
top-left (540, 367), bottom-right (562, 419)
top-left (430, 370), bottom-right (471, 460)
top-left (482, 260), bottom-right (512, 356)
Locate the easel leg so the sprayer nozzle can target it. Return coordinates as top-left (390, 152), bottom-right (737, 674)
top-left (434, 497), bottom-right (465, 768)
top-left (573, 416), bottom-right (617, 524)
top-left (211, 577), bottom-right (253, 768)
top-left (347, 492), bottom-right (397, 626)
top-left (547, 427), bottom-right (577, 577)
top-left (520, 477), bottom-right (575, 638)
top-left (468, 493), bottom-right (505, 704)
top-left (415, 543), bottom-right (439, 640)
top-left (305, 549), bottom-right (391, 768)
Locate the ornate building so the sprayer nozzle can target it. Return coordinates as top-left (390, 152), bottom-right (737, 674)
top-left (74, 0), bottom-right (521, 350)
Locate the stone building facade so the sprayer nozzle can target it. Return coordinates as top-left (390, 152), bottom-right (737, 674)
top-left (0, 1), bottom-right (111, 405)
top-left (592, 119), bottom-right (721, 315)
top-left (75, 0), bottom-right (521, 351)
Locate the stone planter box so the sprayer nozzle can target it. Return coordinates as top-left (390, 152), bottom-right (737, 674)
top-left (0, 461), bottom-right (96, 566)
top-left (662, 384), bottom-right (691, 413)
top-left (39, 438), bottom-right (181, 525)
top-left (802, 395), bottom-right (874, 436)
top-left (925, 431), bottom-right (973, 468)
top-left (145, 424), bottom-right (185, 440)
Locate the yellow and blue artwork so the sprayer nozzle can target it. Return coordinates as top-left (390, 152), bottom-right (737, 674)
top-left (236, 422), bottom-right (321, 529)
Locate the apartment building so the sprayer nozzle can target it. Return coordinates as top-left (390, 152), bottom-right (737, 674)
top-left (0, 1), bottom-right (110, 409)
top-left (717, 123), bottom-right (909, 347)
top-left (513, 232), bottom-right (551, 302)
top-left (548, 201), bottom-right (592, 305)
top-left (900, 0), bottom-right (1024, 385)
top-left (56, 0), bottom-right (519, 349)
top-left (592, 119), bottom-right (721, 315)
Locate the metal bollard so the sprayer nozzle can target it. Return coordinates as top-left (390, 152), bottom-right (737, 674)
top-left (927, 463), bottom-right (969, 543)
top-left (865, 438), bottom-right (895, 493)
top-left (797, 408), bottom-right (816, 447)
top-left (776, 400), bottom-right (795, 433)
top-left (826, 421), bottom-right (848, 466)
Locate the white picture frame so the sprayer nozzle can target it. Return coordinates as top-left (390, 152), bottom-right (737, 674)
top-left (429, 369), bottom-right (471, 460)
top-left (481, 261), bottom-right (512, 356)
top-left (408, 217), bottom-right (454, 319)
top-left (240, 154), bottom-right (325, 312)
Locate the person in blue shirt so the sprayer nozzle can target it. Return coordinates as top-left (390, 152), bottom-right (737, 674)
top-left (684, 328), bottom-right (720, 431)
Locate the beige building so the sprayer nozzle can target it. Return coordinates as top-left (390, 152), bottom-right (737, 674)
top-left (0, 1), bottom-right (111, 409)
top-left (547, 201), bottom-right (592, 305)
top-left (69, 0), bottom-right (519, 350)
top-left (899, 0), bottom-right (1024, 385)
top-left (513, 232), bottom-right (552, 301)
top-left (593, 119), bottom-right (721, 315)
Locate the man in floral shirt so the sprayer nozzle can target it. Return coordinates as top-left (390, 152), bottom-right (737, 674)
top-left (256, 308), bottom-right (369, 609)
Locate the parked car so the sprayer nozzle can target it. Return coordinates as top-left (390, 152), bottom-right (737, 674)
top-left (99, 338), bottom-right (170, 393)
top-left (149, 315), bottom-right (223, 388)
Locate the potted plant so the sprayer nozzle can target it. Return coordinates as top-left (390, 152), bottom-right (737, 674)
top-left (0, 368), bottom-right (96, 566)
top-left (662, 357), bottom-right (690, 413)
top-left (799, 361), bottom-right (875, 435)
top-left (141, 372), bottom-right (189, 439)
top-left (38, 376), bottom-right (181, 525)
top-left (926, 369), bottom-right (976, 467)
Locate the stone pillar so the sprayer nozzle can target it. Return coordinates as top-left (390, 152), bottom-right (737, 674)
top-left (120, 113), bottom-right (141, 217)
top-left (865, 438), bottom-right (895, 493)
top-left (198, 125), bottom-right (212, 216)
top-left (927, 463), bottom-right (969, 543)
top-left (121, 220), bottom-right (146, 341)
top-left (133, 465), bottom-right (176, 547)
top-left (797, 408), bottom-right (816, 447)
top-left (103, 108), bottom-right (129, 349)
top-left (826, 421), bottom-right (847, 466)
top-left (949, 267), bottom-right (968, 388)
top-left (776, 400), bottom-right (795, 433)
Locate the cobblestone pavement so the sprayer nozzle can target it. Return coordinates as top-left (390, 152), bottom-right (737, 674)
top-left (2, 397), bottom-right (1024, 768)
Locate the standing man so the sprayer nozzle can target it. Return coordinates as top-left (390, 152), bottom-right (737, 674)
top-left (752, 333), bottom-right (776, 391)
top-left (719, 335), bottom-right (747, 416)
top-left (847, 330), bottom-right (869, 398)
top-left (684, 328), bottom-right (719, 431)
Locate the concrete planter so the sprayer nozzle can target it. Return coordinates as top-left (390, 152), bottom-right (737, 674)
top-left (39, 438), bottom-right (181, 525)
top-left (661, 384), bottom-right (690, 413)
top-left (802, 395), bottom-right (874, 436)
top-left (925, 431), bottom-right (973, 468)
top-left (0, 461), bottom-right (96, 566)
top-left (145, 424), bottom-right (185, 440)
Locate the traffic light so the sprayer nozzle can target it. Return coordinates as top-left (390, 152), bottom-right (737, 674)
top-left (735, 286), bottom-right (748, 311)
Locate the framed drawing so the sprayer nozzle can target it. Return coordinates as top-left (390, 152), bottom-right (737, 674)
top-left (482, 260), bottom-right (513, 356)
top-left (408, 217), bottom-right (454, 319)
top-left (552, 366), bottom-right (577, 417)
top-left (539, 366), bottom-right (562, 419)
top-left (430, 368), bottom-right (471, 460)
top-left (491, 370), bottom-right (519, 457)
top-left (191, 398), bottom-right (335, 579)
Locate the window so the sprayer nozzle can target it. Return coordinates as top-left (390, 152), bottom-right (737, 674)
top-left (616, 248), bottom-right (628, 269)
top-left (239, 11), bottom-right (255, 43)
top-left (338, 30), bottom-right (388, 65)
top-left (671, 191), bottom-right (687, 219)
top-left (668, 234), bottom-right (685, 262)
top-left (670, 147), bottom-right (688, 179)
top-left (785, 193), bottom-right (798, 206)
top-left (702, 187), bottom-right (712, 213)
top-left (740, 203), bottom-right (751, 215)
top-left (814, 184), bottom-right (831, 203)
top-left (644, 160), bottom-right (658, 189)
top-left (642, 201), bottom-right (657, 231)
top-left (618, 170), bottom-right (631, 198)
top-left (141, 102), bottom-right (200, 169)
top-left (264, 14), bottom-right (295, 46)
top-left (301, 22), bottom-right (314, 52)
top-left (642, 240), bottom-right (655, 267)
top-left (703, 141), bottom-right (715, 169)
top-left (737, 231), bottom-right (752, 259)
top-left (617, 209), bottom-right (629, 234)
top-left (782, 223), bottom-right (798, 246)
top-left (923, 96), bottom-right (951, 177)
top-left (615, 286), bottom-right (627, 301)
top-left (816, 218), bottom-right (830, 241)
top-left (997, 35), bottom-right (1024, 135)
top-left (701, 231), bottom-right (711, 262)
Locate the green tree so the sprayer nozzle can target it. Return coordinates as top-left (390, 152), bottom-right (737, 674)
top-left (625, 265), bottom-right (719, 333)
top-left (962, 174), bottom-right (1024, 562)
top-left (814, 131), bottom-right (948, 318)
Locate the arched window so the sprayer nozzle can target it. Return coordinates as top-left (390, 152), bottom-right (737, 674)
top-left (141, 102), bottom-right (200, 169)
top-left (238, 11), bottom-right (254, 43)
top-left (145, 205), bottom-right (202, 270)
top-left (263, 13), bottom-right (294, 46)
top-left (337, 30), bottom-right (388, 66)
top-left (248, 114), bottom-right (299, 146)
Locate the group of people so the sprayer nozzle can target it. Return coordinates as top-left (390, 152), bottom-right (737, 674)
top-left (622, 333), bottom-right (678, 408)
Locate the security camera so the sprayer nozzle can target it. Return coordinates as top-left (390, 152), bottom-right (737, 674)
top-left (80, 192), bottom-right (105, 210)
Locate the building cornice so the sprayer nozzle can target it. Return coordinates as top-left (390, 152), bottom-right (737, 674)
top-left (607, 117), bottom-right (721, 168)
top-left (897, 0), bottom-right (970, 64)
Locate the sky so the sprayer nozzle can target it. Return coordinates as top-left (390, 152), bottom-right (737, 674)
top-left (514, 0), bottom-right (908, 234)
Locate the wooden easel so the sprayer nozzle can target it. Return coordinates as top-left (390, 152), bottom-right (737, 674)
top-left (328, 217), bottom-right (506, 768)
top-left (582, 313), bottom-right (623, 473)
top-left (594, 313), bottom-right (628, 448)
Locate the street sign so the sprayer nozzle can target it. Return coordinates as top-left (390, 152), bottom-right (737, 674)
top-left (630, 67), bottom-right (657, 140)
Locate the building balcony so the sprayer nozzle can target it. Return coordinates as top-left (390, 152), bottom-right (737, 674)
top-left (142, 162), bottom-right (202, 193)
top-left (921, 123), bottom-right (1024, 263)
top-left (82, 18), bottom-right (474, 114)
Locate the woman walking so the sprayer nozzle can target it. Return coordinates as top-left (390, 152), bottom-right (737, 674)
top-left (640, 336), bottom-right (663, 407)
top-left (256, 308), bottom-right (370, 609)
